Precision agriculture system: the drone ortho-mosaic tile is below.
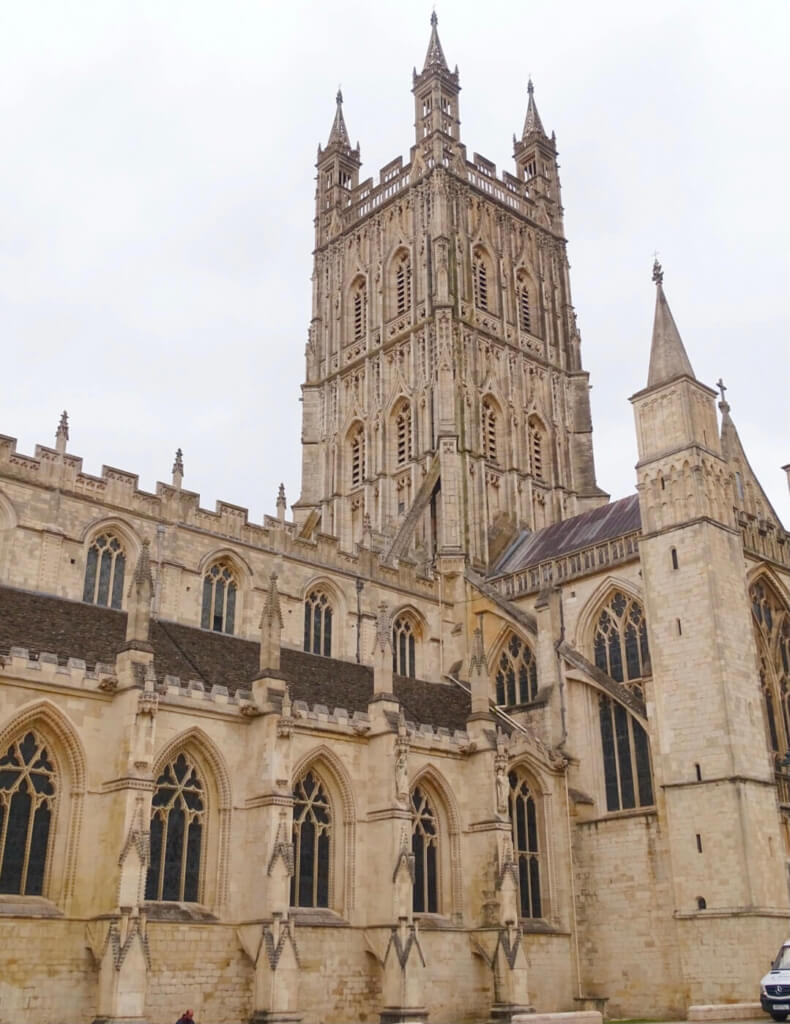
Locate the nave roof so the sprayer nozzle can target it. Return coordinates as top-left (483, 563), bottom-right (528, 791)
top-left (0, 585), bottom-right (471, 733)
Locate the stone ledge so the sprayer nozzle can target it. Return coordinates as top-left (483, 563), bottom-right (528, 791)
top-left (513, 1013), bottom-right (602, 1024)
top-left (687, 1004), bottom-right (763, 1021)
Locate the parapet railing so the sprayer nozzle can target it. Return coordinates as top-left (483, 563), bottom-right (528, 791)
top-left (491, 530), bottom-right (642, 599)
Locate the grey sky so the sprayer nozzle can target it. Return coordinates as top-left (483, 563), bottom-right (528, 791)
top-left (2, 0), bottom-right (788, 527)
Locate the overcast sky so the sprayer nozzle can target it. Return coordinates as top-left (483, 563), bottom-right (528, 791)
top-left (2, 0), bottom-right (788, 528)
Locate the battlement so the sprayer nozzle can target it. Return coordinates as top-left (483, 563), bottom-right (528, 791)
top-left (332, 147), bottom-right (545, 234)
top-left (0, 431), bottom-right (439, 599)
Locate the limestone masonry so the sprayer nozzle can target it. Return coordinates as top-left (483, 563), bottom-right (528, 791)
top-left (0, 14), bottom-right (788, 1024)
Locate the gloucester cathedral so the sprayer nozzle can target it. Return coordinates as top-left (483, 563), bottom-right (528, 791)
top-left (1, 15), bottom-right (788, 1024)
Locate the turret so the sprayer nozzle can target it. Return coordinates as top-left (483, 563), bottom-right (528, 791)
top-left (513, 79), bottom-right (563, 230)
top-left (412, 13), bottom-right (461, 146)
top-left (315, 90), bottom-right (361, 243)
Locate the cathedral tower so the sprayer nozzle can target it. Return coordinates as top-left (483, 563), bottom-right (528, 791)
top-left (631, 262), bottom-right (788, 987)
top-left (294, 15), bottom-right (606, 567)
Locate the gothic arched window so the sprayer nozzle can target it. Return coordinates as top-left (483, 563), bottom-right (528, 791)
top-left (482, 398), bottom-right (499, 465)
top-left (473, 249), bottom-right (489, 310)
top-left (751, 579), bottom-right (790, 756)
top-left (351, 278), bottom-right (367, 342)
top-left (201, 560), bottom-right (237, 634)
top-left (411, 786), bottom-right (438, 913)
top-left (598, 696), bottom-right (654, 812)
top-left (392, 615), bottom-right (417, 678)
top-left (0, 731), bottom-right (56, 896)
top-left (83, 532), bottom-right (126, 609)
top-left (349, 423), bottom-right (365, 489)
top-left (593, 591), bottom-right (651, 696)
top-left (528, 416), bottom-right (546, 482)
top-left (508, 770), bottom-right (541, 918)
top-left (395, 251), bottom-right (412, 315)
top-left (145, 752), bottom-right (205, 903)
top-left (394, 401), bottom-right (412, 467)
top-left (291, 771), bottom-right (332, 908)
top-left (495, 633), bottom-right (538, 706)
top-left (304, 589), bottom-right (333, 657)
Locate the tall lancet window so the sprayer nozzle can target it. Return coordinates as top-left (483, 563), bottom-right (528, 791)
top-left (304, 589), bottom-right (333, 657)
top-left (83, 532), bottom-right (126, 609)
top-left (394, 400), bottom-right (412, 467)
top-left (392, 614), bottom-right (417, 678)
top-left (350, 424), bottom-right (365, 488)
top-left (291, 771), bottom-right (332, 908)
top-left (411, 786), bottom-right (438, 913)
top-left (145, 752), bottom-right (205, 903)
top-left (517, 273), bottom-right (532, 333)
top-left (352, 279), bottom-right (367, 342)
top-left (508, 770), bottom-right (541, 918)
top-left (473, 249), bottom-right (489, 310)
top-left (528, 416), bottom-right (546, 482)
top-left (395, 252), bottom-right (412, 315)
top-left (482, 398), bottom-right (498, 464)
top-left (0, 731), bottom-right (56, 896)
top-left (593, 591), bottom-right (651, 695)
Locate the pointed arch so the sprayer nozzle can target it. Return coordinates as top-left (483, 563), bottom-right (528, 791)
top-left (492, 629), bottom-right (539, 707)
top-left (389, 395), bottom-right (413, 469)
top-left (291, 745), bottom-right (357, 916)
top-left (302, 576), bottom-right (347, 658)
top-left (80, 517), bottom-right (141, 611)
top-left (472, 244), bottom-right (493, 312)
top-left (748, 573), bottom-right (790, 759)
top-left (481, 393), bottom-right (502, 465)
top-left (391, 605), bottom-right (425, 679)
top-left (150, 727), bottom-right (232, 910)
top-left (409, 763), bottom-right (462, 920)
top-left (515, 265), bottom-right (538, 335)
top-left (196, 547), bottom-right (254, 580)
top-left (346, 419), bottom-right (366, 490)
top-left (505, 759), bottom-right (545, 919)
top-left (572, 575), bottom-right (646, 652)
top-left (0, 700), bottom-right (87, 909)
top-left (388, 246), bottom-right (413, 318)
top-left (348, 274), bottom-right (368, 343)
top-left (527, 413), bottom-right (548, 483)
top-left (0, 488), bottom-right (19, 530)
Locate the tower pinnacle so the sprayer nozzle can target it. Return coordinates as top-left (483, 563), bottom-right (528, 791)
top-left (647, 262), bottom-right (695, 388)
top-left (522, 78), bottom-right (545, 138)
top-left (327, 88), bottom-right (350, 149)
top-left (423, 11), bottom-right (449, 71)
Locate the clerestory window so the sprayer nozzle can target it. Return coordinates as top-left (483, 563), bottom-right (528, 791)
top-left (201, 561), bottom-right (237, 634)
top-left (495, 633), bottom-right (538, 706)
top-left (304, 590), bottom-right (333, 658)
top-left (593, 591), bottom-right (650, 696)
top-left (392, 615), bottom-right (417, 679)
top-left (83, 532), bottom-right (126, 609)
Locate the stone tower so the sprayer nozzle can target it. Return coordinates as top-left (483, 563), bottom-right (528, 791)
top-left (631, 262), bottom-right (788, 987)
top-left (294, 14), bottom-right (607, 567)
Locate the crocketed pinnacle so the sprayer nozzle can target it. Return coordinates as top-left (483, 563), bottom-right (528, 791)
top-left (261, 572), bottom-right (283, 629)
top-left (134, 538), bottom-right (153, 587)
top-left (327, 88), bottom-right (350, 148)
top-left (522, 78), bottom-right (545, 138)
top-left (56, 410), bottom-right (69, 441)
top-left (423, 11), bottom-right (449, 72)
top-left (647, 261), bottom-right (696, 388)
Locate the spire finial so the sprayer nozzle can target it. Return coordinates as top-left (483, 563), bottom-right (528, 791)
top-left (431, 8), bottom-right (437, 26)
top-left (55, 410), bottom-right (69, 454)
top-left (422, 8), bottom-right (449, 71)
top-left (172, 447), bottom-right (184, 489)
top-left (336, 87), bottom-right (343, 106)
top-left (652, 256), bottom-right (663, 286)
top-left (521, 78), bottom-right (545, 138)
top-left (326, 87), bottom-right (350, 148)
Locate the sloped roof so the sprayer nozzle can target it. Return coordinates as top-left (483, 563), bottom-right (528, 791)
top-left (490, 494), bottom-right (641, 577)
top-left (0, 585), bottom-right (471, 732)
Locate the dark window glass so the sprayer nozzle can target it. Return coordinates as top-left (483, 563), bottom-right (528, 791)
top-left (145, 753), bottom-right (204, 903)
top-left (599, 697), bottom-right (620, 812)
top-left (614, 703), bottom-right (636, 809)
top-left (201, 563), bottom-right (237, 634)
top-left (291, 771), bottom-right (332, 908)
top-left (508, 770), bottom-right (541, 918)
top-left (393, 617), bottom-right (417, 678)
top-left (495, 633), bottom-right (538, 707)
top-left (633, 720), bottom-right (654, 806)
top-left (593, 593), bottom-right (650, 687)
top-left (0, 731), bottom-right (56, 896)
top-left (304, 591), bottom-right (333, 657)
top-left (83, 546), bottom-right (98, 602)
top-left (411, 786), bottom-right (438, 913)
top-left (598, 696), bottom-right (654, 813)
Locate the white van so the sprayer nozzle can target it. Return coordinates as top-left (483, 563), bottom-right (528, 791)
top-left (761, 940), bottom-right (790, 1021)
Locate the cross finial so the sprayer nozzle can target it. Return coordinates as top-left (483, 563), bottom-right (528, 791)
top-left (716, 378), bottom-right (727, 401)
top-left (652, 256), bottom-right (663, 286)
